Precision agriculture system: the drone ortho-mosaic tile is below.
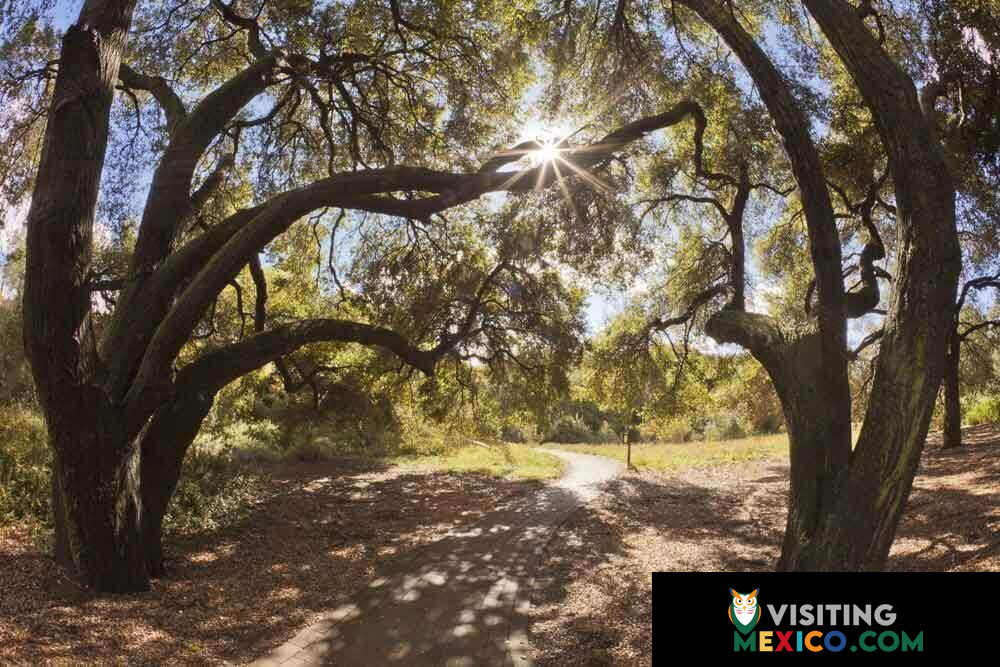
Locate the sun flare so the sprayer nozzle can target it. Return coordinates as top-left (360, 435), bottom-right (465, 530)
top-left (530, 138), bottom-right (562, 165)
top-left (518, 121), bottom-right (572, 167)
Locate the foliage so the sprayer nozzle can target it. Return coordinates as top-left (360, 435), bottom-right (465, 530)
top-left (545, 412), bottom-right (602, 443)
top-left (583, 321), bottom-right (782, 442)
top-left (966, 394), bottom-right (1000, 427)
top-left (0, 299), bottom-right (33, 404)
top-left (0, 405), bottom-right (49, 524)
top-left (162, 445), bottom-right (262, 536)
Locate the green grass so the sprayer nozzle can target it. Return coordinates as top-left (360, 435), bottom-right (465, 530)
top-left (391, 442), bottom-right (565, 480)
top-left (544, 432), bottom-right (789, 473)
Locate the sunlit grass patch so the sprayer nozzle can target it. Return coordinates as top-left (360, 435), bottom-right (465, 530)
top-left (391, 442), bottom-right (564, 480)
top-left (545, 433), bottom-right (790, 473)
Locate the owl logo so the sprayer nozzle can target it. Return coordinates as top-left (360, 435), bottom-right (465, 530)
top-left (729, 589), bottom-right (760, 634)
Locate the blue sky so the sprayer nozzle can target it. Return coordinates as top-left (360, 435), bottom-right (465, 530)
top-left (53, 0), bottom-right (76, 29)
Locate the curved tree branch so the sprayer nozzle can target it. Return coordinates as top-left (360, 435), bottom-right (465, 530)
top-left (174, 319), bottom-right (440, 397)
top-left (118, 63), bottom-right (187, 134)
top-left (121, 104), bottom-right (745, 409)
top-left (209, 0), bottom-right (269, 59)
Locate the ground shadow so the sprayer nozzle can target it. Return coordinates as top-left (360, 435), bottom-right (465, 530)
top-left (1, 457), bottom-right (551, 664)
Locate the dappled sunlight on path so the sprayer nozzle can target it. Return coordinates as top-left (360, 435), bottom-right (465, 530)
top-left (250, 450), bottom-right (625, 666)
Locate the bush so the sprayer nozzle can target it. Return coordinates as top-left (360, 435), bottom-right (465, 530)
top-left (0, 406), bottom-right (51, 525)
top-left (966, 394), bottom-right (1000, 426)
top-left (500, 424), bottom-right (527, 443)
top-left (395, 406), bottom-right (452, 455)
top-left (645, 419), bottom-right (694, 444)
top-left (162, 445), bottom-right (261, 536)
top-left (544, 413), bottom-right (597, 443)
top-left (0, 302), bottom-right (35, 405)
top-left (703, 413), bottom-right (747, 442)
top-left (283, 434), bottom-right (341, 462)
top-left (748, 412), bottom-right (784, 435)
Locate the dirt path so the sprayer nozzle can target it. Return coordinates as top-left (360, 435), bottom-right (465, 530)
top-left (250, 449), bottom-right (625, 666)
top-left (526, 424), bottom-right (1000, 665)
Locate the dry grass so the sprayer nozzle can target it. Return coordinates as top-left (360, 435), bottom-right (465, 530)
top-left (528, 423), bottom-right (1000, 665)
top-left (0, 459), bottom-right (543, 665)
top-left (546, 433), bottom-right (789, 472)
top-left (391, 442), bottom-right (565, 480)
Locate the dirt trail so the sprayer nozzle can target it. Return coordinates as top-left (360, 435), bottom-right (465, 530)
top-left (250, 449), bottom-right (625, 666)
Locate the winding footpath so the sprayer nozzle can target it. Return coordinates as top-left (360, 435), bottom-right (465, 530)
top-left (250, 449), bottom-right (625, 666)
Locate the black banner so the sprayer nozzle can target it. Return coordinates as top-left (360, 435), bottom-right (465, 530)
top-left (653, 573), bottom-right (998, 660)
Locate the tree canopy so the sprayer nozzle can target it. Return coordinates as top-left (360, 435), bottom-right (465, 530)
top-left (1, 0), bottom-right (997, 590)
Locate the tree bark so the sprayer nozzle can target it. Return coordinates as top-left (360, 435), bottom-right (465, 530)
top-left (689, 0), bottom-right (959, 571)
top-left (48, 395), bottom-right (148, 591)
top-left (705, 312), bottom-right (847, 570)
top-left (942, 338), bottom-right (962, 449)
top-left (139, 394), bottom-right (215, 576)
top-left (725, 165), bottom-right (751, 311)
top-left (50, 461), bottom-right (73, 571)
top-left (799, 0), bottom-right (961, 572)
top-left (21, 0), bottom-right (145, 591)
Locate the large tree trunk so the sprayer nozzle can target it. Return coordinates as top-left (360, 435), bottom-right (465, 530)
top-left (21, 0), bottom-right (143, 592)
top-left (800, 0), bottom-right (960, 572)
top-left (942, 338), bottom-right (962, 449)
top-left (706, 313), bottom-right (850, 570)
top-left (48, 399), bottom-right (148, 592)
top-left (694, 0), bottom-right (959, 571)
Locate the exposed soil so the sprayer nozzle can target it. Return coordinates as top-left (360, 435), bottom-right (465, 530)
top-left (246, 449), bottom-right (624, 666)
top-left (0, 459), bottom-right (542, 665)
top-left (526, 423), bottom-right (1000, 665)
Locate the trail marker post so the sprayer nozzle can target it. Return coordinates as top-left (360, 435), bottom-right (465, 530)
top-left (625, 430), bottom-right (631, 469)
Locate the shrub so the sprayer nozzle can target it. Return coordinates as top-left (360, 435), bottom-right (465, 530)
top-left (646, 419), bottom-right (694, 444)
top-left (544, 413), bottom-right (596, 443)
top-left (703, 414), bottom-right (747, 442)
top-left (966, 394), bottom-right (1000, 427)
top-left (0, 302), bottom-right (35, 405)
top-left (749, 412), bottom-right (784, 435)
top-left (500, 424), bottom-right (527, 443)
top-left (284, 434), bottom-right (340, 462)
top-left (162, 445), bottom-right (261, 536)
top-left (0, 406), bottom-right (51, 525)
top-left (395, 406), bottom-right (452, 455)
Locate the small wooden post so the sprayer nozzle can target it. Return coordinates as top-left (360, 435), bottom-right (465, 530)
top-left (625, 430), bottom-right (631, 469)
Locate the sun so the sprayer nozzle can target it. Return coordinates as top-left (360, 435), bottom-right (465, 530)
top-left (529, 137), bottom-right (562, 165)
top-left (500, 118), bottom-right (613, 196)
top-left (517, 120), bottom-right (572, 166)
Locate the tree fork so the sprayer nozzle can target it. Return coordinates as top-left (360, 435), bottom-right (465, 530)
top-left (803, 0), bottom-right (960, 571)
